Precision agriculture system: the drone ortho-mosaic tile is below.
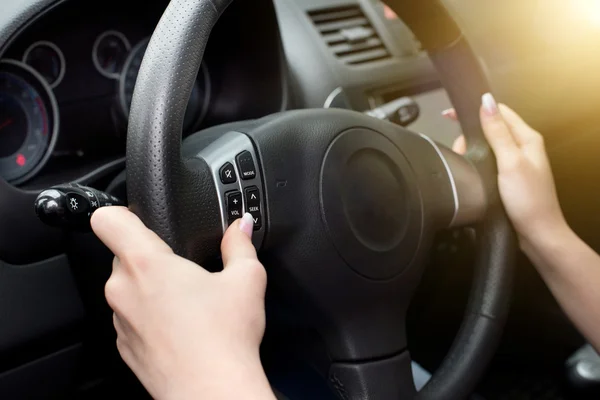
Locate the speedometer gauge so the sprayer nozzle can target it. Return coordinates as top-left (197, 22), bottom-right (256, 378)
top-left (0, 60), bottom-right (58, 184)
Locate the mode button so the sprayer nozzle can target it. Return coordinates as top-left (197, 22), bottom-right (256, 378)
top-left (236, 151), bottom-right (256, 180)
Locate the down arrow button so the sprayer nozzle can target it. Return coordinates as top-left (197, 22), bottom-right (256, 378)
top-left (244, 186), bottom-right (261, 230)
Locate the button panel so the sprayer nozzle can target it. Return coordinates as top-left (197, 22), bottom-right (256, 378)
top-left (196, 131), bottom-right (266, 248)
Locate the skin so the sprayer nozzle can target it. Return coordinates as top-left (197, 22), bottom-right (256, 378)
top-left (446, 95), bottom-right (600, 351)
top-left (91, 210), bottom-right (276, 400)
top-left (89, 93), bottom-right (600, 398)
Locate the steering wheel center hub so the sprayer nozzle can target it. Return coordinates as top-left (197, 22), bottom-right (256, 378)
top-left (320, 128), bottom-right (422, 280)
top-left (342, 148), bottom-right (407, 251)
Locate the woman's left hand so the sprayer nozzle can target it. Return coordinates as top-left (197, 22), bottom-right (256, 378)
top-left (91, 207), bottom-right (275, 400)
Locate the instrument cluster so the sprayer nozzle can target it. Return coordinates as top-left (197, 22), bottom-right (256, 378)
top-left (0, 29), bottom-right (212, 185)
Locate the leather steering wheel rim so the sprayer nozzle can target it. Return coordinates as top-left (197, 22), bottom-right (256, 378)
top-left (126, 0), bottom-right (517, 399)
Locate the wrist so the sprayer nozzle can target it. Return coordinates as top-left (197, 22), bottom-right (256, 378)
top-left (518, 219), bottom-right (575, 262)
top-left (173, 353), bottom-right (275, 400)
top-left (516, 213), bottom-right (569, 249)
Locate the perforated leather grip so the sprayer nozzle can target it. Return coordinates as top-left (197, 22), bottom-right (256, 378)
top-left (126, 0), bottom-right (231, 261)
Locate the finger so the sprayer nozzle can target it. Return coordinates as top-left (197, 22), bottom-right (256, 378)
top-left (441, 108), bottom-right (457, 121)
top-left (221, 213), bottom-right (258, 267)
top-left (498, 104), bottom-right (542, 147)
top-left (91, 207), bottom-right (172, 259)
top-left (452, 135), bottom-right (467, 155)
top-left (480, 93), bottom-right (520, 166)
top-left (113, 312), bottom-right (125, 334)
top-left (112, 256), bottom-right (121, 272)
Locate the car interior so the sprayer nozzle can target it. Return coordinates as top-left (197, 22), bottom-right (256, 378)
top-left (2, 0), bottom-right (600, 399)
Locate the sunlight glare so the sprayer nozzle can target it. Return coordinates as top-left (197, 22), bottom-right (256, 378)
top-left (572, 0), bottom-right (600, 26)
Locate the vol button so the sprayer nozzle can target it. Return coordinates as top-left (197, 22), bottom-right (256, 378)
top-left (226, 191), bottom-right (243, 224)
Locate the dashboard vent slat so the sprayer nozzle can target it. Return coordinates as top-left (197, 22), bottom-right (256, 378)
top-left (308, 4), bottom-right (392, 66)
top-left (316, 17), bottom-right (369, 34)
top-left (309, 8), bottom-right (364, 23)
top-left (330, 37), bottom-right (383, 55)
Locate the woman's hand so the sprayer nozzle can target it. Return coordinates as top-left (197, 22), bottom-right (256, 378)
top-left (443, 96), bottom-right (600, 352)
top-left (91, 208), bottom-right (275, 400)
top-left (443, 94), bottom-right (568, 245)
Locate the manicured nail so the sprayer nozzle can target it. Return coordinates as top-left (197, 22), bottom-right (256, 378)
top-left (441, 108), bottom-right (454, 117)
top-left (481, 93), bottom-right (499, 116)
top-left (239, 213), bottom-right (254, 238)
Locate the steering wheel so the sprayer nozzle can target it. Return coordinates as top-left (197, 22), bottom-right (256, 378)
top-left (126, 0), bottom-right (516, 398)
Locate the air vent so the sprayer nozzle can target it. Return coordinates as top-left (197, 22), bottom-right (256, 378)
top-left (308, 4), bottom-right (392, 66)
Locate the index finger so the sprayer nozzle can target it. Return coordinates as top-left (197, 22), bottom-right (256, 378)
top-left (91, 206), bottom-right (172, 258)
top-left (480, 93), bottom-right (520, 166)
top-left (498, 104), bottom-right (542, 147)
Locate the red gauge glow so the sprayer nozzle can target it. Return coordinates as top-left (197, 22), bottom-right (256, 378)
top-left (16, 154), bottom-right (26, 167)
top-left (0, 69), bottom-right (51, 182)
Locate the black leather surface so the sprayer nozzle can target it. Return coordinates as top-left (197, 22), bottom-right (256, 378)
top-left (397, 3), bottom-right (517, 399)
top-left (389, 0), bottom-right (462, 51)
top-left (126, 0), bottom-right (231, 261)
top-left (412, 38), bottom-right (516, 400)
top-left (0, 0), bottom-right (62, 52)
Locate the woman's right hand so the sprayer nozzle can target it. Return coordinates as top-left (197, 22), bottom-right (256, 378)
top-left (443, 94), bottom-right (568, 246)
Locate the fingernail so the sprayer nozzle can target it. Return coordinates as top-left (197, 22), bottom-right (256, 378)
top-left (481, 93), bottom-right (499, 116)
top-left (239, 213), bottom-right (254, 238)
top-left (441, 108), bottom-right (454, 117)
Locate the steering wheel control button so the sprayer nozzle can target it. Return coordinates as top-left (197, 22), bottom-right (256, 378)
top-left (236, 151), bottom-right (256, 180)
top-left (244, 187), bottom-right (261, 230)
top-left (35, 183), bottom-right (125, 231)
top-left (197, 131), bottom-right (265, 246)
top-left (226, 191), bottom-right (243, 224)
top-left (219, 162), bottom-right (237, 184)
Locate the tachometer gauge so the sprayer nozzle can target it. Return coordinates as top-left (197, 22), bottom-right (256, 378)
top-left (22, 41), bottom-right (65, 88)
top-left (0, 60), bottom-right (59, 184)
top-left (118, 38), bottom-right (211, 133)
top-left (93, 31), bottom-right (131, 79)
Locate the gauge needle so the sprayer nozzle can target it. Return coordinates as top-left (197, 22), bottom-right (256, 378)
top-left (0, 119), bottom-right (13, 131)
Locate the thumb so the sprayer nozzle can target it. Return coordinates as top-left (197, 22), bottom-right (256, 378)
top-left (221, 213), bottom-right (258, 267)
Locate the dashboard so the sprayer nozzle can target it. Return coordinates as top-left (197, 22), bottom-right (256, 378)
top-left (0, 0), bottom-right (519, 398)
top-left (0, 1), bottom-right (596, 398)
top-left (0, 0), bottom-right (286, 188)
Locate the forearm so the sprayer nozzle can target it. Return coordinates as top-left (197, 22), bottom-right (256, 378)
top-left (521, 225), bottom-right (600, 350)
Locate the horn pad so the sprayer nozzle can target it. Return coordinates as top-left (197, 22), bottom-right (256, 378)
top-left (320, 129), bottom-right (423, 280)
